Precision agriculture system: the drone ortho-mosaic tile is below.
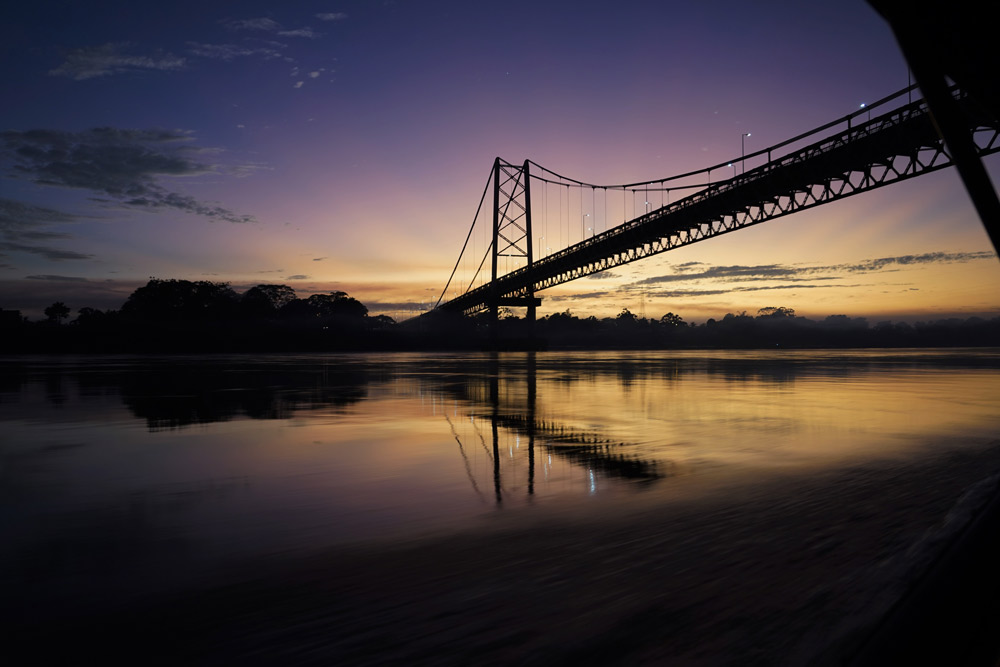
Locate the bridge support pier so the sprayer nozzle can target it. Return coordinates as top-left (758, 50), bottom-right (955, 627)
top-left (871, 0), bottom-right (1000, 254)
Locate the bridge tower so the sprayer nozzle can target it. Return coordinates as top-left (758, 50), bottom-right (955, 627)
top-left (489, 158), bottom-right (541, 333)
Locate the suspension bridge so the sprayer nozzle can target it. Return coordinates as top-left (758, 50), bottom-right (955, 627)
top-left (432, 83), bottom-right (1000, 324)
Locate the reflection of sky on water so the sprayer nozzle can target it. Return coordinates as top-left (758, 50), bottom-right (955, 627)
top-left (2, 350), bottom-right (1000, 598)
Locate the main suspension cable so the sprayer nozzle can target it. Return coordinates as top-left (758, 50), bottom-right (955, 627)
top-left (435, 167), bottom-right (493, 309)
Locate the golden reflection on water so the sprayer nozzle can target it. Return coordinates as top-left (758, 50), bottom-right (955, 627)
top-left (2, 351), bottom-right (999, 554)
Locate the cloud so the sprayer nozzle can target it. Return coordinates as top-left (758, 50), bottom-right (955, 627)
top-left (316, 12), bottom-right (348, 21)
top-left (293, 81), bottom-right (304, 89)
top-left (25, 274), bottom-right (89, 282)
top-left (0, 241), bottom-right (93, 261)
top-left (634, 252), bottom-right (998, 287)
top-left (643, 284), bottom-right (864, 299)
top-left (224, 18), bottom-right (282, 32)
top-left (1, 128), bottom-right (255, 223)
top-left (223, 17), bottom-right (319, 38)
top-left (8, 229), bottom-right (71, 241)
top-left (0, 198), bottom-right (91, 261)
top-left (363, 301), bottom-right (428, 312)
top-left (548, 291), bottom-right (612, 301)
top-left (0, 198), bottom-right (77, 231)
top-left (286, 274), bottom-right (310, 280)
top-left (838, 251), bottom-right (996, 272)
top-left (312, 257), bottom-right (327, 262)
top-left (122, 192), bottom-right (255, 222)
top-left (186, 42), bottom-right (284, 62)
top-left (278, 28), bottom-right (319, 39)
top-left (49, 43), bottom-right (185, 80)
top-left (635, 264), bottom-right (800, 285)
top-left (552, 281), bottom-right (877, 304)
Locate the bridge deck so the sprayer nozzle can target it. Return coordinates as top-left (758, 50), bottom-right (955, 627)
top-left (440, 88), bottom-right (1000, 316)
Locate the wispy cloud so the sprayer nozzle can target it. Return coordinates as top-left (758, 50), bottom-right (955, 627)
top-left (547, 252), bottom-right (997, 305)
top-left (0, 198), bottom-right (90, 261)
top-left (363, 301), bottom-right (427, 313)
top-left (634, 252), bottom-right (997, 287)
top-left (278, 28), bottom-right (319, 39)
top-left (25, 274), bottom-right (89, 282)
top-left (287, 274), bottom-right (310, 280)
top-left (0, 241), bottom-right (92, 261)
top-left (316, 12), bottom-right (348, 21)
top-left (1, 128), bottom-right (255, 223)
top-left (224, 18), bottom-right (282, 32)
top-left (0, 198), bottom-right (77, 231)
top-left (641, 284), bottom-right (872, 299)
top-left (186, 42), bottom-right (286, 62)
top-left (635, 264), bottom-right (806, 285)
top-left (548, 291), bottom-right (612, 301)
top-left (49, 43), bottom-right (185, 80)
top-left (837, 251), bottom-right (996, 272)
top-left (224, 17), bottom-right (319, 38)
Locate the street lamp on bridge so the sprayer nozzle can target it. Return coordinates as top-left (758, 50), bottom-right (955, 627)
top-left (741, 132), bottom-right (751, 174)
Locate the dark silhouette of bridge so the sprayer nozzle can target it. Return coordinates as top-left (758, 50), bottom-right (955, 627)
top-left (433, 84), bottom-right (1000, 324)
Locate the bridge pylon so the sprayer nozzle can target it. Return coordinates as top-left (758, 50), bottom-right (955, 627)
top-left (489, 158), bottom-right (541, 336)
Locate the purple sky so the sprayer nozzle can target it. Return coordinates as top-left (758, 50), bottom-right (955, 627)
top-left (2, 0), bottom-right (998, 322)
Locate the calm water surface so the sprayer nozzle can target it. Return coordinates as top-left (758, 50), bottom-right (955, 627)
top-left (3, 349), bottom-right (1000, 600)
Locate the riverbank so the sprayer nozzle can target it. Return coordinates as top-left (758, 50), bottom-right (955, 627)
top-left (7, 440), bottom-right (1000, 665)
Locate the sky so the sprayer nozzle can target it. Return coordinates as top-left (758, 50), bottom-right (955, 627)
top-left (2, 0), bottom-right (998, 323)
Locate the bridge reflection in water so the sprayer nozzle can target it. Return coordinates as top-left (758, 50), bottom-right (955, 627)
top-left (436, 352), bottom-right (666, 506)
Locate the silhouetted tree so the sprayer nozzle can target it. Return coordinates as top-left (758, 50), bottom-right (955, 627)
top-left (616, 308), bottom-right (637, 324)
top-left (73, 307), bottom-right (117, 327)
top-left (242, 284), bottom-right (296, 317)
top-left (121, 279), bottom-right (239, 321)
top-left (0, 308), bottom-right (25, 329)
top-left (368, 314), bottom-right (396, 329)
top-left (757, 306), bottom-right (795, 318)
top-left (44, 301), bottom-right (70, 324)
top-left (660, 312), bottom-right (685, 327)
top-left (279, 291), bottom-right (368, 323)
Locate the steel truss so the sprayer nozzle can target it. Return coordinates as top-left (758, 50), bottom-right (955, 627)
top-left (443, 88), bottom-right (1000, 316)
top-left (489, 159), bottom-right (538, 322)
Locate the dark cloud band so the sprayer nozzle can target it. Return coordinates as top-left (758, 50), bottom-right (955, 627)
top-left (1, 129), bottom-right (255, 224)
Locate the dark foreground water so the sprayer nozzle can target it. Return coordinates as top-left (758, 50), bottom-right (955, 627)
top-left (3, 350), bottom-right (1000, 664)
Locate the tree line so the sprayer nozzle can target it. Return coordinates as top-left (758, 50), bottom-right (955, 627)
top-left (476, 306), bottom-right (1000, 349)
top-left (2, 280), bottom-right (998, 351)
top-left (1, 279), bottom-right (394, 352)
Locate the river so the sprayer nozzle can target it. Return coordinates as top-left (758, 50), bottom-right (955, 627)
top-left (3, 349), bottom-right (1000, 663)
